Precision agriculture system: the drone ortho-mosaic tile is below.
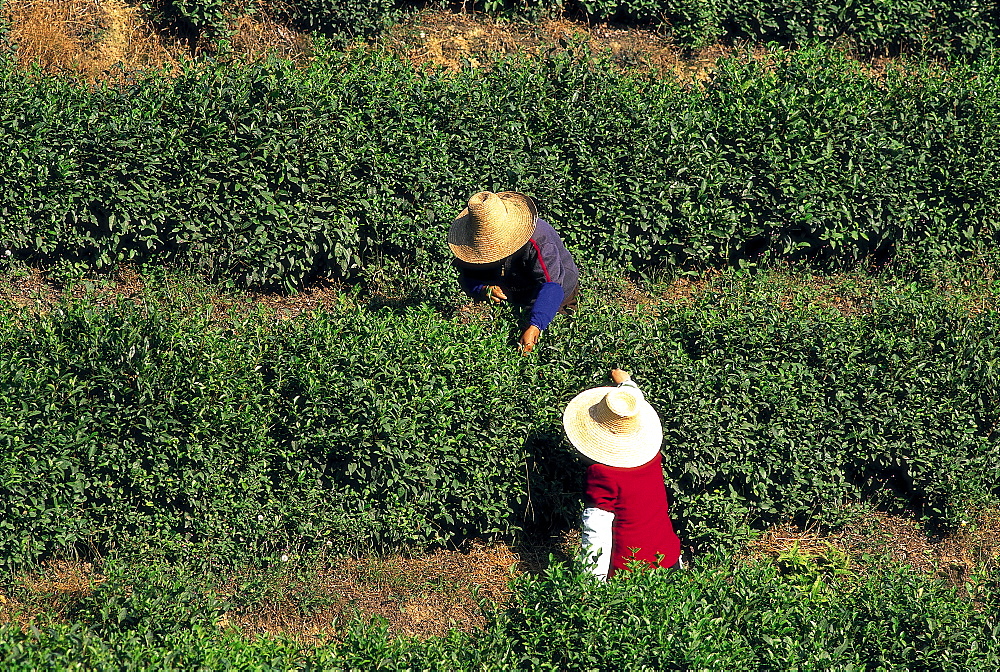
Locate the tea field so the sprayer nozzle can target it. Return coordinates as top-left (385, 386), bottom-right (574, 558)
top-left (1, 264), bottom-right (999, 667)
top-left (2, 3), bottom-right (1000, 667)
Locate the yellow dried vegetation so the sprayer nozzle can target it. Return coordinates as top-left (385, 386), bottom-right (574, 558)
top-left (1, 0), bottom-right (311, 80)
top-left (2, 0), bottom-right (178, 78)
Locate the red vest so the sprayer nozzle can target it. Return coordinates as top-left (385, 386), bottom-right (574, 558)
top-left (584, 453), bottom-right (681, 575)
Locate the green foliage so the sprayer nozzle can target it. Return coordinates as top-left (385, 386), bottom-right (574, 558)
top-left (277, 0), bottom-right (409, 42)
top-left (775, 541), bottom-right (852, 603)
top-left (0, 2), bottom-right (11, 57)
top-left (3, 46), bottom-right (1000, 290)
top-left (141, 0), bottom-right (234, 50)
top-left (456, 0), bottom-right (1000, 57)
top-left (497, 559), bottom-right (1000, 669)
top-left (715, 0), bottom-right (1000, 60)
top-left (0, 271), bottom-right (998, 569)
top-left (65, 562), bottom-right (230, 639)
top-left (1, 556), bottom-right (998, 669)
top-left (0, 285), bottom-right (530, 567)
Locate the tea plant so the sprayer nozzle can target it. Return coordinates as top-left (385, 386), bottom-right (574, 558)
top-left (3, 46), bottom-right (1000, 290)
top-left (461, 0), bottom-right (1000, 57)
top-left (141, 0), bottom-right (233, 51)
top-left (1, 555), bottom-right (998, 668)
top-left (1, 271), bottom-right (997, 569)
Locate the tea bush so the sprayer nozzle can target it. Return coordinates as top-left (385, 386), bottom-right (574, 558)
top-left (139, 0), bottom-right (409, 47)
top-left (462, 0), bottom-right (1000, 56)
top-left (2, 46), bottom-right (1000, 291)
top-left (129, 1), bottom-right (1000, 57)
top-left (1, 557), bottom-right (998, 669)
top-left (141, 1), bottom-right (232, 47)
top-left (491, 560), bottom-right (1000, 669)
top-left (1, 273), bottom-right (997, 568)
top-left (277, 0), bottom-right (409, 40)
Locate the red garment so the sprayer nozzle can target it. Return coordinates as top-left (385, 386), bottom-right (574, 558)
top-left (584, 453), bottom-right (681, 576)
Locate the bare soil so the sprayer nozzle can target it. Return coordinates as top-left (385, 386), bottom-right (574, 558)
top-left (2, 2), bottom-right (727, 81)
top-left (384, 9), bottom-right (727, 80)
top-left (2, 510), bottom-right (998, 640)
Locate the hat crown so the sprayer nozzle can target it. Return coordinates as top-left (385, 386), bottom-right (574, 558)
top-left (592, 389), bottom-right (641, 436)
top-left (448, 191), bottom-right (537, 265)
top-left (467, 192), bottom-right (515, 240)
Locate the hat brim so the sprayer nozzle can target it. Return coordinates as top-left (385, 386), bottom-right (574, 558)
top-left (448, 191), bottom-right (537, 264)
top-left (562, 387), bottom-right (663, 468)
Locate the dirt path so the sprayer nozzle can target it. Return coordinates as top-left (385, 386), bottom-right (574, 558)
top-left (2, 510), bottom-right (998, 641)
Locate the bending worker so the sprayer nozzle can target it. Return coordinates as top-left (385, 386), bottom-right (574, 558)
top-left (448, 191), bottom-right (579, 354)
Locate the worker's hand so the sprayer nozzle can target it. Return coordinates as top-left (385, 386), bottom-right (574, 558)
top-left (484, 285), bottom-right (507, 303)
top-left (519, 325), bottom-right (541, 355)
top-left (611, 368), bottom-right (632, 384)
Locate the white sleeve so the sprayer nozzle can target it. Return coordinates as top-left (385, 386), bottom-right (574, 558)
top-left (581, 506), bottom-right (615, 580)
top-left (618, 379), bottom-right (643, 396)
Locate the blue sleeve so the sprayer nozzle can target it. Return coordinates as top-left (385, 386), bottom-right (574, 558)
top-left (458, 273), bottom-right (486, 299)
top-left (529, 282), bottom-right (564, 330)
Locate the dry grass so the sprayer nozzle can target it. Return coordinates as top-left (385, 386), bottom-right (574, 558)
top-left (2, 2), bottom-right (732, 81)
top-left (384, 9), bottom-right (726, 81)
top-left (2, 3), bottom-right (918, 85)
top-left (2, 0), bottom-right (178, 78)
top-left (3, 513), bottom-right (997, 638)
top-left (1, 0), bottom-right (311, 80)
top-left (0, 560), bottom-right (104, 629)
top-left (744, 509), bottom-right (1000, 593)
top-left (229, 542), bottom-right (521, 641)
top-left (226, 9), bottom-right (310, 62)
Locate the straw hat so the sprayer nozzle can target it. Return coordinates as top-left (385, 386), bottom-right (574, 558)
top-left (562, 386), bottom-right (663, 468)
top-left (448, 191), bottom-right (537, 264)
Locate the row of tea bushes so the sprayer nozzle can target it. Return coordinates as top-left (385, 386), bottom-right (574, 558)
top-left (2, 46), bottom-right (1000, 291)
top-left (469, 0), bottom-right (1000, 57)
top-left (1, 556), bottom-right (998, 668)
top-left (1, 271), bottom-right (997, 568)
top-left (138, 0), bottom-right (407, 46)
top-left (135, 1), bottom-right (1000, 59)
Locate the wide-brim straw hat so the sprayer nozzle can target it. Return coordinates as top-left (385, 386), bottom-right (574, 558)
top-left (562, 386), bottom-right (663, 468)
top-left (448, 191), bottom-right (537, 264)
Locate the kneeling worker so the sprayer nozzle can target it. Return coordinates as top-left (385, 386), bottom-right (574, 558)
top-left (448, 191), bottom-right (580, 354)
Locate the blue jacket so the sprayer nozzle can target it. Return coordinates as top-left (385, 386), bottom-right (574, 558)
top-left (455, 218), bottom-right (579, 330)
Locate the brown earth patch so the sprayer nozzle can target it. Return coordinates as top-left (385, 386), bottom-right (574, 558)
top-left (456, 300), bottom-right (496, 324)
top-left (745, 509), bottom-right (1000, 596)
top-left (1, 0), bottom-right (310, 78)
top-left (4, 3), bottom-right (730, 81)
top-left (386, 9), bottom-right (726, 81)
top-left (18, 559), bottom-right (104, 597)
top-left (772, 273), bottom-right (876, 317)
top-left (0, 263), bottom-right (347, 321)
top-left (226, 10), bottom-right (311, 62)
top-left (3, 512), bottom-right (997, 638)
top-left (2, 264), bottom-right (994, 323)
top-left (3, 2), bottom-right (947, 86)
top-left (1, 560), bottom-right (105, 629)
top-left (227, 542), bottom-right (520, 641)
top-left (2, 0), bottom-right (178, 79)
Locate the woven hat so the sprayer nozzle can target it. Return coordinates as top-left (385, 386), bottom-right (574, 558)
top-left (562, 386), bottom-right (663, 468)
top-left (448, 191), bottom-right (537, 264)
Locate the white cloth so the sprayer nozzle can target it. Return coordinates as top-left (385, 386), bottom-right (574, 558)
top-left (618, 379), bottom-right (641, 392)
top-left (579, 378), bottom-right (640, 580)
top-left (581, 506), bottom-right (615, 580)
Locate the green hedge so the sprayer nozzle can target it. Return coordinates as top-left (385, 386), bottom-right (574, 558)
top-left (463, 1), bottom-right (1000, 56)
top-left (138, 0), bottom-right (409, 47)
top-left (1, 272), bottom-right (997, 568)
top-left (2, 46), bottom-right (1000, 291)
top-left (2, 557), bottom-right (998, 669)
top-left (133, 1), bottom-right (1000, 58)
